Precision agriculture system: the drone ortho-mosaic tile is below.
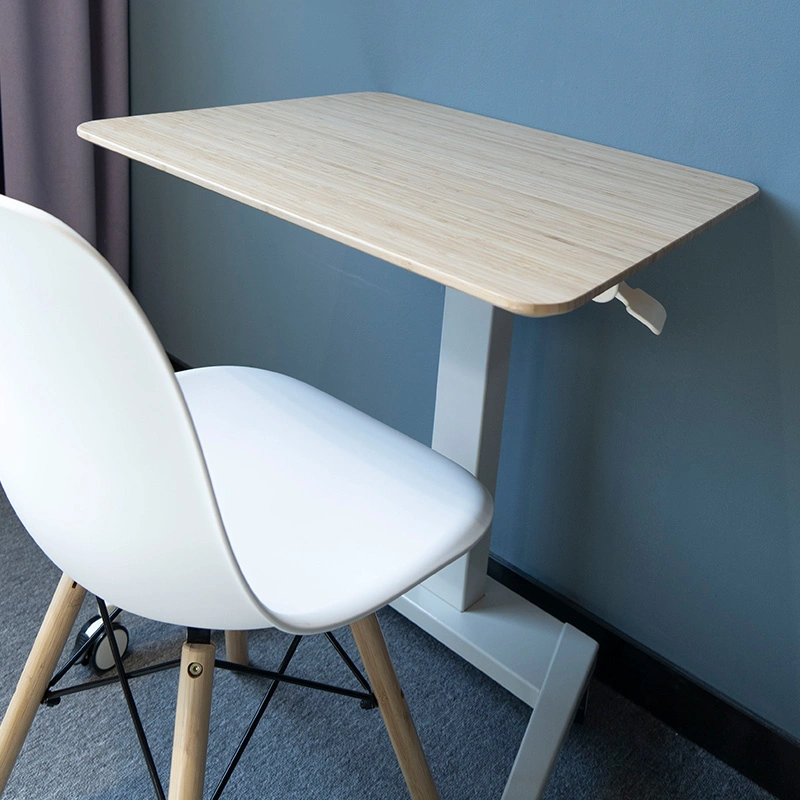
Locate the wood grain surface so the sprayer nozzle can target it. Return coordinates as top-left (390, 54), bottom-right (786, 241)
top-left (79, 93), bottom-right (758, 316)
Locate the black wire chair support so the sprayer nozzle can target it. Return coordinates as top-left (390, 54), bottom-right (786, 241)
top-left (97, 597), bottom-right (166, 800)
top-left (45, 606), bottom-right (124, 694)
top-left (210, 634), bottom-right (302, 799)
top-left (39, 597), bottom-right (378, 799)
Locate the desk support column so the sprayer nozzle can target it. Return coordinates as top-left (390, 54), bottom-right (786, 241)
top-left (395, 288), bottom-right (597, 800)
top-left (423, 288), bottom-right (514, 611)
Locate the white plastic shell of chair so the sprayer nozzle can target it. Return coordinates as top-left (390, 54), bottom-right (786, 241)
top-left (173, 365), bottom-right (493, 634)
top-left (0, 194), bottom-right (265, 630)
top-left (0, 195), bottom-right (494, 634)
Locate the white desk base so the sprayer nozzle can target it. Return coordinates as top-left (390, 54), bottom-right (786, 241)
top-left (393, 288), bottom-right (598, 799)
top-left (392, 579), bottom-right (596, 799)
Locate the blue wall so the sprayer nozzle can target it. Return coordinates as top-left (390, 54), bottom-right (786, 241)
top-left (129, 1), bottom-right (800, 739)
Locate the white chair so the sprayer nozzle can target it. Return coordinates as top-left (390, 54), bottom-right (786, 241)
top-left (0, 194), bottom-right (493, 799)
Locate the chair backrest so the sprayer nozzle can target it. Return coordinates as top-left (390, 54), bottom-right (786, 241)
top-left (0, 194), bottom-right (266, 629)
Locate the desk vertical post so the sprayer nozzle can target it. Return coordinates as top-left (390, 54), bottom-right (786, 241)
top-left (423, 288), bottom-right (514, 611)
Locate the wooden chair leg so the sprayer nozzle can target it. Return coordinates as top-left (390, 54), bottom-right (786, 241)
top-left (0, 573), bottom-right (86, 794)
top-left (350, 613), bottom-right (440, 800)
top-left (224, 630), bottom-right (249, 665)
top-left (167, 639), bottom-right (215, 800)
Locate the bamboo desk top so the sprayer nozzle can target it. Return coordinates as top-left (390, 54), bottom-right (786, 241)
top-left (78, 92), bottom-right (759, 316)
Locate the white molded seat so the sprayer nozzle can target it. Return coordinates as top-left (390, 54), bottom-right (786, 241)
top-left (177, 366), bottom-right (491, 634)
top-left (0, 193), bottom-right (493, 800)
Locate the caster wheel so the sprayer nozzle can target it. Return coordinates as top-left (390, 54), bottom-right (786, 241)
top-left (74, 616), bottom-right (130, 673)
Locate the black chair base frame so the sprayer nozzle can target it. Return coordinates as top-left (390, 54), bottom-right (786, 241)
top-left (39, 597), bottom-right (378, 800)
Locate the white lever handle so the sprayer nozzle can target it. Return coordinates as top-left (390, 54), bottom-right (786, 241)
top-left (593, 282), bottom-right (666, 335)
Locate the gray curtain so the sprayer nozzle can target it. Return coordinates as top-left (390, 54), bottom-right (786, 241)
top-left (0, 1), bottom-right (129, 282)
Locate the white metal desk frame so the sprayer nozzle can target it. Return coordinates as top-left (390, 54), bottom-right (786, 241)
top-left (79, 93), bottom-right (759, 799)
top-left (397, 288), bottom-right (596, 799)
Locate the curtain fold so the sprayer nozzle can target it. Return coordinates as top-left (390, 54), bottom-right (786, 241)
top-left (0, 0), bottom-right (129, 281)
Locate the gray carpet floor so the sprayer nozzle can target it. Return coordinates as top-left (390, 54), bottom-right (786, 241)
top-left (0, 486), bottom-right (776, 799)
